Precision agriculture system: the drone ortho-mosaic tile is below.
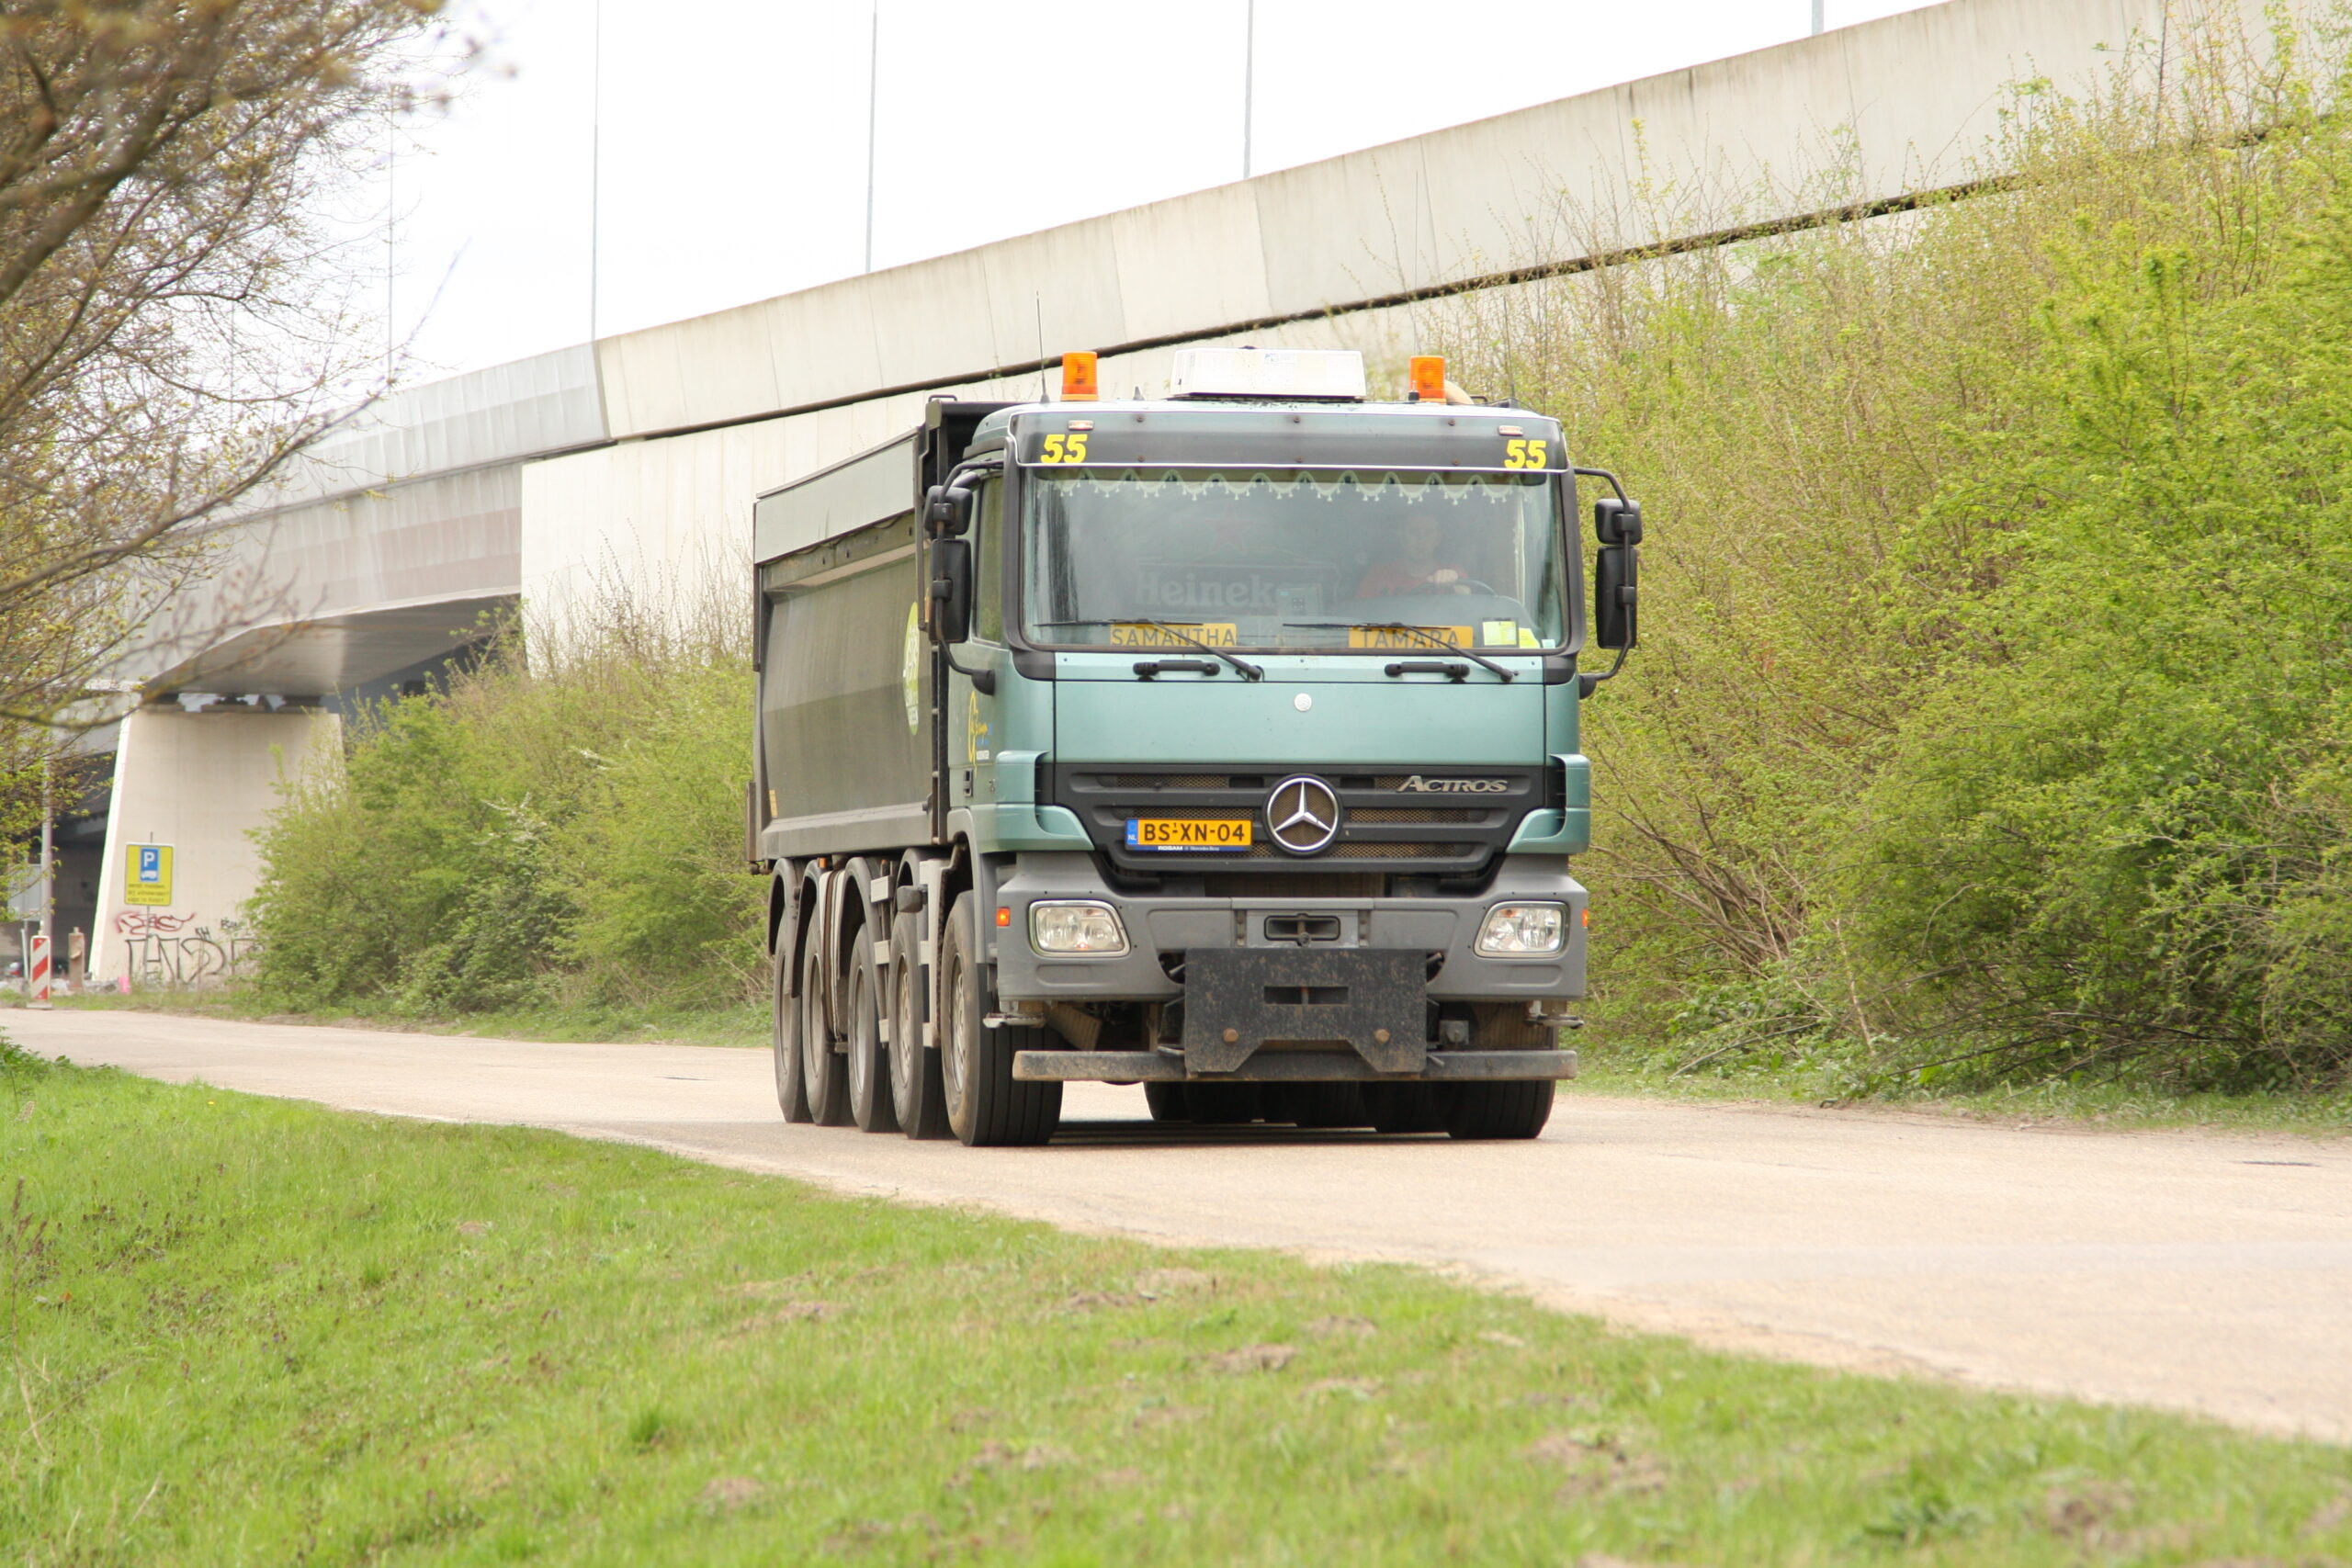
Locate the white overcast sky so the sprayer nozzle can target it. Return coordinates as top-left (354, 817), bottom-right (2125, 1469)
top-left (377, 0), bottom-right (1944, 378)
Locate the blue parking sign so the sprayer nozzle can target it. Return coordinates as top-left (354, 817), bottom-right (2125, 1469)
top-left (123, 843), bottom-right (174, 907)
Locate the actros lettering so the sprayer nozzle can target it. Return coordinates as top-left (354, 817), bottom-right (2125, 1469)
top-left (1397, 775), bottom-right (1510, 795)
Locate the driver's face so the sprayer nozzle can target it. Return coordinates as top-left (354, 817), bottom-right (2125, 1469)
top-left (1402, 515), bottom-right (1442, 559)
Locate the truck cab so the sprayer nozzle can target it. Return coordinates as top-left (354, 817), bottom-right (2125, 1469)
top-left (752, 348), bottom-right (1640, 1146)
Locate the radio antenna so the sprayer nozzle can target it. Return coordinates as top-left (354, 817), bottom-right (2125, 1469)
top-left (1035, 292), bottom-right (1046, 400)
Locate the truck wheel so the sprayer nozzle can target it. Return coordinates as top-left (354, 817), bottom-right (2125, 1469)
top-left (1443, 1004), bottom-right (1558, 1138)
top-left (773, 934), bottom-right (812, 1123)
top-left (1363, 1083), bottom-right (1446, 1134)
top-left (888, 910), bottom-right (949, 1139)
top-left (1142, 1082), bottom-right (1190, 1123)
top-left (1442, 1080), bottom-right (1555, 1140)
top-left (845, 934), bottom-right (899, 1134)
top-left (940, 893), bottom-right (1062, 1146)
top-left (800, 934), bottom-right (850, 1126)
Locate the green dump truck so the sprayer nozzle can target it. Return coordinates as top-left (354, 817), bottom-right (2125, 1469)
top-left (750, 346), bottom-right (1641, 1146)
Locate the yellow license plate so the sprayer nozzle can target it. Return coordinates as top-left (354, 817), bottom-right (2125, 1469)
top-left (1347, 624), bottom-right (1475, 649)
top-left (1112, 622), bottom-right (1238, 648)
top-left (1125, 817), bottom-right (1253, 852)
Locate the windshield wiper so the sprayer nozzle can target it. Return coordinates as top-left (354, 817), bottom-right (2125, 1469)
top-left (1127, 619), bottom-right (1263, 681)
top-left (1037, 618), bottom-right (1263, 681)
top-left (1284, 622), bottom-right (1515, 682)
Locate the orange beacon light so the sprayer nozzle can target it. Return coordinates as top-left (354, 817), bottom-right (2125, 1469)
top-left (1408, 355), bottom-right (1447, 402)
top-left (1060, 351), bottom-right (1100, 401)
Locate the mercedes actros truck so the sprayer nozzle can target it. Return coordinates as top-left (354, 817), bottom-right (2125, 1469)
top-left (750, 346), bottom-right (1642, 1146)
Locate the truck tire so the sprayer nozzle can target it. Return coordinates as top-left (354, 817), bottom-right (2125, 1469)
top-left (1442, 1003), bottom-right (1558, 1138)
top-left (1442, 1079), bottom-right (1554, 1140)
top-left (844, 933), bottom-right (899, 1134)
top-left (1142, 1082), bottom-right (1190, 1123)
top-left (1363, 1083), bottom-right (1446, 1134)
top-left (888, 910), bottom-right (949, 1139)
top-left (939, 893), bottom-right (1061, 1147)
top-left (773, 934), bottom-right (812, 1123)
top-left (800, 934), bottom-right (850, 1126)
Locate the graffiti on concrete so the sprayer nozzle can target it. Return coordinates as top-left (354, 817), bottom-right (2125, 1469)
top-left (115, 911), bottom-right (259, 986)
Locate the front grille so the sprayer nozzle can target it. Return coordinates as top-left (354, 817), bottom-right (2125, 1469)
top-left (1102, 773), bottom-right (1260, 790)
top-left (1054, 763), bottom-right (1545, 877)
top-left (1199, 873), bottom-right (1383, 897)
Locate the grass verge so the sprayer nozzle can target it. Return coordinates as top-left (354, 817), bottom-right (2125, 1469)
top-left (1569, 1001), bottom-right (2352, 1140)
top-left (6, 1042), bottom-right (2350, 1565)
top-left (1577, 1056), bottom-right (2352, 1139)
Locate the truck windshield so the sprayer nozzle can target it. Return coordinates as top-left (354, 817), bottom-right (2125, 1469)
top-left (1021, 468), bottom-right (1567, 651)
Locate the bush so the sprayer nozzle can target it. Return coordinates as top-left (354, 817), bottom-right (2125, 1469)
top-left (1434, 12), bottom-right (2352, 1090)
top-left (248, 596), bottom-right (763, 1017)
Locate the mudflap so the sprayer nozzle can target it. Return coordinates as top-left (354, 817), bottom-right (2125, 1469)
top-left (1180, 946), bottom-right (1427, 1074)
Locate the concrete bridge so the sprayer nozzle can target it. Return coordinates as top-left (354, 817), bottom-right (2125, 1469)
top-left (65, 0), bottom-right (2255, 983)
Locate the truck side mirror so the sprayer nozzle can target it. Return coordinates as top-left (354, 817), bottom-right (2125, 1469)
top-left (1591, 496), bottom-right (1641, 649)
top-left (1594, 541), bottom-right (1637, 649)
top-left (931, 537), bottom-right (973, 644)
top-left (1594, 497), bottom-right (1643, 545)
top-left (925, 483), bottom-right (973, 536)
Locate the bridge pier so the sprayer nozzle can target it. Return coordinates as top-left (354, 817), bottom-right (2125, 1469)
top-left (90, 706), bottom-right (342, 988)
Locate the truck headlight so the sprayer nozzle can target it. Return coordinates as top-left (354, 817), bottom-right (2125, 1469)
top-left (1029, 900), bottom-right (1130, 955)
top-left (1475, 902), bottom-right (1566, 957)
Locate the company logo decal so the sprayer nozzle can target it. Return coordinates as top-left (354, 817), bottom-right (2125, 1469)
top-left (1396, 775), bottom-right (1510, 795)
top-left (1265, 775), bottom-right (1342, 855)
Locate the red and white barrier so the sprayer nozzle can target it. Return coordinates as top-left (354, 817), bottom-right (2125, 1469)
top-left (28, 932), bottom-right (51, 1009)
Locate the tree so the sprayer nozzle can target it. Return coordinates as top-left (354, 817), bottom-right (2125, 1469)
top-left (0, 0), bottom-right (446, 783)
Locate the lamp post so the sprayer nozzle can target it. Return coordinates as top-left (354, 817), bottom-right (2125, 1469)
top-left (1242, 0), bottom-right (1255, 178)
top-left (864, 2), bottom-right (879, 273)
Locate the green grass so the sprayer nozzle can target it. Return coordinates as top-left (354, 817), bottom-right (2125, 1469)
top-left (1577, 1054), bottom-right (2352, 1139)
top-left (1568, 1000), bottom-right (2352, 1140)
top-left (6, 1042), bottom-right (2351, 1565)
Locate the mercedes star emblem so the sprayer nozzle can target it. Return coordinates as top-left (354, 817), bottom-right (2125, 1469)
top-left (1266, 774), bottom-right (1342, 855)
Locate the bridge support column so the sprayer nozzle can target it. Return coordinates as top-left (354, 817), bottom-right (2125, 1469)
top-left (91, 706), bottom-right (342, 987)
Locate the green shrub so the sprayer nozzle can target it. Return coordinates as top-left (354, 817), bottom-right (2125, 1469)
top-left (1853, 204), bottom-right (2352, 1085)
top-left (247, 599), bottom-right (763, 1017)
top-left (1437, 13), bottom-right (2352, 1089)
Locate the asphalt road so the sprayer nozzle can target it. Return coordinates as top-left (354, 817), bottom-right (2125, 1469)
top-left (12, 1008), bottom-right (2351, 1443)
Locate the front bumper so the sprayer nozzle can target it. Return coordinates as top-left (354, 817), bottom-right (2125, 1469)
top-left (992, 852), bottom-right (1588, 1006)
top-left (991, 852), bottom-right (1584, 1081)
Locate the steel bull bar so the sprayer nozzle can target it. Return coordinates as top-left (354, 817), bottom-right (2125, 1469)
top-left (1009, 946), bottom-right (1579, 1084)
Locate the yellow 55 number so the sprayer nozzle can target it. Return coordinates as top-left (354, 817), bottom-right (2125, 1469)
top-left (1038, 432), bottom-right (1090, 464)
top-left (1502, 437), bottom-right (1550, 469)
